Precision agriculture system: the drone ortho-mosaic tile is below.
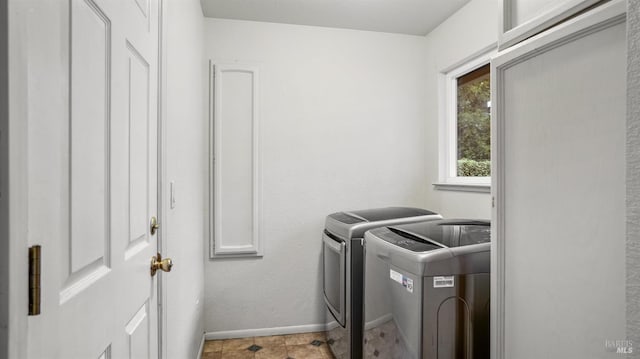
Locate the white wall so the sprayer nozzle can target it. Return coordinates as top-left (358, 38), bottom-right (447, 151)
top-left (164, 1), bottom-right (206, 357)
top-left (203, 19), bottom-right (432, 335)
top-left (627, 0), bottom-right (640, 350)
top-left (0, 0), bottom-right (8, 356)
top-left (423, 0), bottom-right (500, 219)
top-left (3, 1), bottom-right (28, 357)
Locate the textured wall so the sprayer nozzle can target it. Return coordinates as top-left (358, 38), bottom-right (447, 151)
top-left (3, 1), bottom-right (28, 357)
top-left (0, 0), bottom-right (7, 356)
top-left (165, 1), bottom-right (206, 357)
top-left (628, 0), bottom-right (640, 356)
top-left (422, 0), bottom-right (500, 219)
top-left (203, 18), bottom-right (432, 336)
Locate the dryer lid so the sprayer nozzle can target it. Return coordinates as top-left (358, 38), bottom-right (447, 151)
top-left (345, 207), bottom-right (437, 222)
top-left (325, 207), bottom-right (441, 239)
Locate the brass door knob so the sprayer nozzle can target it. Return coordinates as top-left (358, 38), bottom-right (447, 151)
top-left (150, 253), bottom-right (173, 276)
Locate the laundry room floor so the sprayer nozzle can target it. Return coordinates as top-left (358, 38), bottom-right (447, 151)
top-left (201, 332), bottom-right (336, 359)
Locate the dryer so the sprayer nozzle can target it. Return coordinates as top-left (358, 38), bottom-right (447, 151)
top-left (322, 207), bottom-right (442, 359)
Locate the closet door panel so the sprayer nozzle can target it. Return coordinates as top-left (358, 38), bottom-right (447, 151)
top-left (492, 2), bottom-right (627, 358)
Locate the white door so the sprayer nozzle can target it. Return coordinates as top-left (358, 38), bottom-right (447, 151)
top-left (25, 0), bottom-right (163, 358)
top-left (491, 1), bottom-right (626, 358)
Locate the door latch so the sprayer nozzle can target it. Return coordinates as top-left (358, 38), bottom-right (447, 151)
top-left (150, 216), bottom-right (159, 235)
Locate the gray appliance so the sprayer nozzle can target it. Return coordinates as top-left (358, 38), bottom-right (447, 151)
top-left (323, 207), bottom-right (442, 359)
top-left (363, 219), bottom-right (490, 359)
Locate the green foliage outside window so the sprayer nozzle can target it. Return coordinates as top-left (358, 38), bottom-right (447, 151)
top-left (457, 158), bottom-right (491, 177)
top-left (457, 71), bottom-right (490, 177)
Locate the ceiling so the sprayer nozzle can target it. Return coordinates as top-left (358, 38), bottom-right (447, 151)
top-left (200, 0), bottom-right (471, 36)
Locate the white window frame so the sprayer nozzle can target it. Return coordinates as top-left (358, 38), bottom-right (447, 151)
top-left (435, 45), bottom-right (496, 193)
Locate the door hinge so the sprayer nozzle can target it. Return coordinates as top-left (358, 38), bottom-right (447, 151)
top-left (28, 245), bottom-right (41, 316)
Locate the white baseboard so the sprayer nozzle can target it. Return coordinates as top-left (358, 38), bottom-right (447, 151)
top-left (204, 323), bottom-right (326, 340)
top-left (364, 313), bottom-right (393, 331)
top-left (196, 332), bottom-right (205, 359)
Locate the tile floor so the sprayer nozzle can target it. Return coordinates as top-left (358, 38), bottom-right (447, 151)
top-left (201, 332), bottom-right (336, 359)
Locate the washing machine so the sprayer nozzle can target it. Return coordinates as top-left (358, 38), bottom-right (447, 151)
top-left (362, 219), bottom-right (490, 359)
top-left (323, 207), bottom-right (442, 359)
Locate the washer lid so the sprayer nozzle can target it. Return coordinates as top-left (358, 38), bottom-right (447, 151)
top-left (385, 219), bottom-right (490, 251)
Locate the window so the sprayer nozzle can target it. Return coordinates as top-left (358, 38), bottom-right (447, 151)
top-left (457, 64), bottom-right (490, 176)
top-left (437, 49), bottom-right (495, 191)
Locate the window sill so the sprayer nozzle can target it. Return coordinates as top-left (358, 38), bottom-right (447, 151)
top-left (433, 183), bottom-right (491, 193)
